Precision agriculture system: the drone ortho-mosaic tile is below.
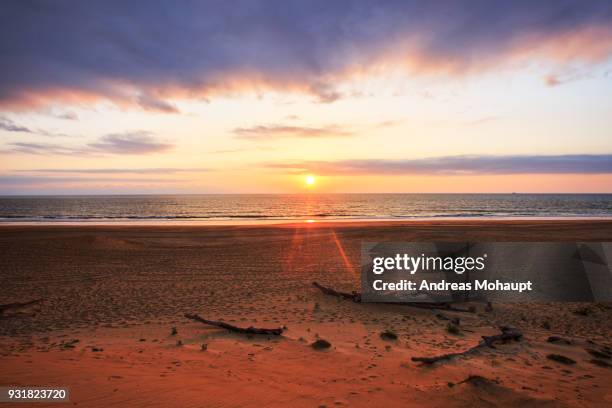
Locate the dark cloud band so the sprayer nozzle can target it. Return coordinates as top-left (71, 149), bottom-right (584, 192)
top-left (267, 155), bottom-right (612, 175)
top-left (1, 1), bottom-right (611, 109)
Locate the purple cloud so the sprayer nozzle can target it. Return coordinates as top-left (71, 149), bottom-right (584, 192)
top-left (16, 168), bottom-right (209, 174)
top-left (1, 131), bottom-right (173, 155)
top-left (87, 131), bottom-right (173, 154)
top-left (136, 94), bottom-right (179, 113)
top-left (266, 154), bottom-right (612, 175)
top-left (1, 1), bottom-right (611, 110)
top-left (0, 116), bottom-right (33, 133)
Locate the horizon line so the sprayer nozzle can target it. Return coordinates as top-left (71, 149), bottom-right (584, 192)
top-left (1, 192), bottom-right (612, 197)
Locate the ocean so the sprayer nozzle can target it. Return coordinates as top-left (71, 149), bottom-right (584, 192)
top-left (0, 194), bottom-right (611, 223)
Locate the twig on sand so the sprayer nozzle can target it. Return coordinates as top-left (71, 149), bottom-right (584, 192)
top-left (458, 375), bottom-right (498, 386)
top-left (411, 326), bottom-right (523, 365)
top-left (312, 282), bottom-right (361, 302)
top-left (312, 282), bottom-right (474, 313)
top-left (0, 299), bottom-right (43, 317)
top-left (480, 326), bottom-right (523, 348)
top-left (404, 302), bottom-right (475, 313)
top-left (184, 313), bottom-right (284, 336)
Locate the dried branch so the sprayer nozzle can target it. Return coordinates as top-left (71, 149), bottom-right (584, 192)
top-left (312, 282), bottom-right (361, 302)
top-left (411, 326), bottom-right (522, 365)
top-left (0, 299), bottom-right (43, 317)
top-left (481, 326), bottom-right (523, 348)
top-left (184, 313), bottom-right (283, 336)
top-left (404, 302), bottom-right (475, 313)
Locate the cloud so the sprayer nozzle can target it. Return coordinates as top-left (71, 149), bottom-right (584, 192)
top-left (544, 74), bottom-right (563, 87)
top-left (543, 68), bottom-right (590, 87)
top-left (0, 175), bottom-right (186, 186)
top-left (86, 131), bottom-right (173, 154)
top-left (2, 142), bottom-right (84, 156)
top-left (208, 145), bottom-right (277, 154)
top-left (266, 154), bottom-right (612, 175)
top-left (16, 168), bottom-right (209, 174)
top-left (374, 119), bottom-right (404, 128)
top-left (233, 124), bottom-right (353, 140)
top-left (0, 116), bottom-right (33, 133)
top-left (55, 111), bottom-right (78, 120)
top-left (136, 94), bottom-right (179, 113)
top-left (1, 115), bottom-right (75, 136)
top-left (232, 119), bottom-right (399, 140)
top-left (1, 1), bottom-right (612, 110)
top-left (1, 131), bottom-right (173, 155)
top-left (307, 81), bottom-right (343, 103)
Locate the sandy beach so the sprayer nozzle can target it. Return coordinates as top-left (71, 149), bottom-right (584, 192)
top-left (1, 220), bottom-right (612, 407)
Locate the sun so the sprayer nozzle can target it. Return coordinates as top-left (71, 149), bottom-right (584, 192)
top-left (305, 175), bottom-right (316, 186)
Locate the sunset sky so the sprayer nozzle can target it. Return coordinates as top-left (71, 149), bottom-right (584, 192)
top-left (1, 0), bottom-right (612, 194)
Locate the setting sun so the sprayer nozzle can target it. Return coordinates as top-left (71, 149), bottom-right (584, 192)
top-left (305, 175), bottom-right (316, 186)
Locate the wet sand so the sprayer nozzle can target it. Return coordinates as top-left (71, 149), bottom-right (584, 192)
top-left (1, 220), bottom-right (612, 407)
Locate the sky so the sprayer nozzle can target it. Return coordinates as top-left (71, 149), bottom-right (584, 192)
top-left (1, 0), bottom-right (612, 194)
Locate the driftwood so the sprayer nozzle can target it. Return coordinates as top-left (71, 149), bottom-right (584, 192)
top-left (547, 354), bottom-right (576, 365)
top-left (404, 302), bottom-right (474, 313)
top-left (481, 326), bottom-right (523, 348)
top-left (312, 282), bottom-right (361, 302)
top-left (184, 313), bottom-right (283, 336)
top-left (411, 326), bottom-right (522, 365)
top-left (312, 282), bottom-right (474, 313)
top-left (435, 313), bottom-right (460, 326)
top-left (0, 299), bottom-right (43, 317)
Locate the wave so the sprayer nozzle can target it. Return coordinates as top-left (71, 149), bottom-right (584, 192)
top-left (2, 213), bottom-right (611, 223)
top-left (1, 194), bottom-right (610, 223)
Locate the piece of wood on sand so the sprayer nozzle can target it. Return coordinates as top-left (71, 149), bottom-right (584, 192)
top-left (0, 299), bottom-right (44, 317)
top-left (411, 326), bottom-right (523, 365)
top-left (312, 282), bottom-right (361, 302)
top-left (184, 313), bottom-right (284, 336)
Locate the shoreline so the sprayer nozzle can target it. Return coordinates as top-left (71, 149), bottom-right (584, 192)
top-left (2, 215), bottom-right (612, 227)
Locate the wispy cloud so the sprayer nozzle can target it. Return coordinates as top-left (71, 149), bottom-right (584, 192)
top-left (545, 74), bottom-right (564, 87)
top-left (374, 119), bottom-right (404, 129)
top-left (266, 154), bottom-right (612, 175)
top-left (54, 111), bottom-right (78, 120)
top-left (2, 2), bottom-right (611, 110)
top-left (232, 118), bottom-right (400, 141)
top-left (0, 116), bottom-right (33, 133)
top-left (307, 81), bottom-right (343, 104)
top-left (136, 94), bottom-right (180, 114)
top-left (0, 175), bottom-right (186, 185)
top-left (16, 168), bottom-right (209, 174)
top-left (1, 115), bottom-right (75, 137)
top-left (1, 131), bottom-right (173, 156)
top-left (207, 145), bottom-right (277, 154)
top-left (87, 131), bottom-right (173, 154)
top-left (543, 69), bottom-right (590, 87)
top-left (233, 124), bottom-right (353, 140)
top-left (3, 142), bottom-right (83, 156)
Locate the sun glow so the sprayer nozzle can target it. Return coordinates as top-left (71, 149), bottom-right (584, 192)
top-left (305, 175), bottom-right (316, 186)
